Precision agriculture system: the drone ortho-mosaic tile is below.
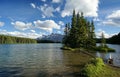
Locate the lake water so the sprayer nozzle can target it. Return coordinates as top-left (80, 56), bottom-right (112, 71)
top-left (0, 44), bottom-right (66, 77)
top-left (96, 44), bottom-right (120, 66)
top-left (0, 44), bottom-right (91, 77)
top-left (0, 43), bottom-right (119, 77)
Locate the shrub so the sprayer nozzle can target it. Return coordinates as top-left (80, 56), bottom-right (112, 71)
top-left (81, 58), bottom-right (105, 77)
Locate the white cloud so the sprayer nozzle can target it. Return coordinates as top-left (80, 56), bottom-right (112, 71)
top-left (61, 0), bottom-right (99, 17)
top-left (0, 30), bottom-right (42, 39)
top-left (34, 20), bottom-right (60, 33)
top-left (58, 21), bottom-right (64, 26)
top-left (55, 7), bottom-right (60, 12)
top-left (95, 29), bottom-right (117, 38)
top-left (0, 22), bottom-right (4, 27)
top-left (52, 0), bottom-right (61, 3)
top-left (41, 0), bottom-right (46, 2)
top-left (103, 10), bottom-right (120, 27)
top-left (107, 10), bottom-right (120, 19)
top-left (30, 30), bottom-right (35, 33)
top-left (10, 20), bottom-right (61, 34)
top-left (93, 17), bottom-right (101, 22)
top-left (30, 3), bottom-right (36, 8)
top-left (40, 4), bottom-right (54, 17)
top-left (38, 4), bottom-right (60, 18)
top-left (11, 21), bottom-right (33, 30)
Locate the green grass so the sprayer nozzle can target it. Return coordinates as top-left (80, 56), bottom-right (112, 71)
top-left (80, 58), bottom-right (120, 77)
top-left (81, 58), bottom-right (105, 77)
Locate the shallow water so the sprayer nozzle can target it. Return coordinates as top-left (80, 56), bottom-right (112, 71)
top-left (0, 44), bottom-right (91, 77)
top-left (96, 44), bottom-right (120, 66)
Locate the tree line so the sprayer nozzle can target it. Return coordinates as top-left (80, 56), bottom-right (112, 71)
top-left (96, 32), bottom-right (120, 45)
top-left (63, 10), bottom-right (96, 49)
top-left (107, 32), bottom-right (120, 44)
top-left (0, 35), bottom-right (37, 44)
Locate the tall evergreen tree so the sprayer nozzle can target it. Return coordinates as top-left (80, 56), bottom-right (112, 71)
top-left (88, 20), bottom-right (96, 48)
top-left (101, 32), bottom-right (106, 47)
top-left (67, 10), bottom-right (78, 48)
top-left (63, 23), bottom-right (70, 45)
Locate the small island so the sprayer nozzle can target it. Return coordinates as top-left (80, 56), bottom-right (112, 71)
top-left (95, 32), bottom-right (115, 52)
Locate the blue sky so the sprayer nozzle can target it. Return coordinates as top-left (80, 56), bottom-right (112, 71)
top-left (0, 0), bottom-right (120, 38)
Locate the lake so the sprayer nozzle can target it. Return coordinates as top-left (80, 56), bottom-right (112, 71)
top-left (0, 44), bottom-right (91, 77)
top-left (0, 43), bottom-right (119, 77)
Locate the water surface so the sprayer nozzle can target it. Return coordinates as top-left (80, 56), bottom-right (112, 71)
top-left (0, 44), bottom-right (91, 77)
top-left (0, 43), bottom-right (119, 77)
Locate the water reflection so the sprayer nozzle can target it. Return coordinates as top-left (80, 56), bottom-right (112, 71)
top-left (0, 67), bottom-right (24, 77)
top-left (0, 44), bottom-right (68, 77)
top-left (0, 44), bottom-right (120, 77)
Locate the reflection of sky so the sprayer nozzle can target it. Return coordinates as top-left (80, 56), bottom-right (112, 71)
top-left (0, 44), bottom-right (65, 76)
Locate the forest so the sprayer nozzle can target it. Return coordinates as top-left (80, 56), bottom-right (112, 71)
top-left (107, 32), bottom-right (120, 44)
top-left (0, 35), bottom-right (37, 44)
top-left (96, 32), bottom-right (120, 44)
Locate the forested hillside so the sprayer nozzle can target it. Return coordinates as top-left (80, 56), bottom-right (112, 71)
top-left (96, 32), bottom-right (120, 44)
top-left (107, 32), bottom-right (120, 44)
top-left (0, 35), bottom-right (37, 44)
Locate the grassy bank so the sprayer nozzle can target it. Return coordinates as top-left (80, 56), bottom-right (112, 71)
top-left (62, 47), bottom-right (120, 77)
top-left (80, 58), bottom-right (120, 77)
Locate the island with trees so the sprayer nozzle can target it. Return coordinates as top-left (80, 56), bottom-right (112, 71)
top-left (62, 10), bottom-right (114, 52)
top-left (95, 33), bottom-right (115, 52)
top-left (62, 10), bottom-right (96, 50)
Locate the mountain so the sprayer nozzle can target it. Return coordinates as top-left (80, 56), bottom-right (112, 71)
top-left (37, 33), bottom-right (64, 43)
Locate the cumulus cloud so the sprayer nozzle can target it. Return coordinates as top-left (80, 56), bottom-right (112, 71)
top-left (11, 21), bottom-right (33, 30)
top-left (95, 29), bottom-right (117, 38)
top-left (58, 21), bottom-right (64, 26)
top-left (52, 0), bottom-right (61, 3)
top-left (38, 4), bottom-right (61, 18)
top-left (11, 19), bottom-right (61, 33)
top-left (0, 30), bottom-right (42, 39)
top-left (0, 22), bottom-right (4, 27)
top-left (40, 4), bottom-right (54, 17)
top-left (61, 0), bottom-right (99, 17)
top-left (34, 20), bottom-right (60, 33)
top-left (30, 3), bottom-right (36, 8)
top-left (103, 10), bottom-right (120, 27)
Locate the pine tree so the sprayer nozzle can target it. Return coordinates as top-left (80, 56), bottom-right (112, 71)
top-left (101, 32), bottom-right (106, 47)
top-left (89, 21), bottom-right (96, 48)
top-left (63, 23), bottom-right (70, 46)
top-left (68, 10), bottom-right (78, 48)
